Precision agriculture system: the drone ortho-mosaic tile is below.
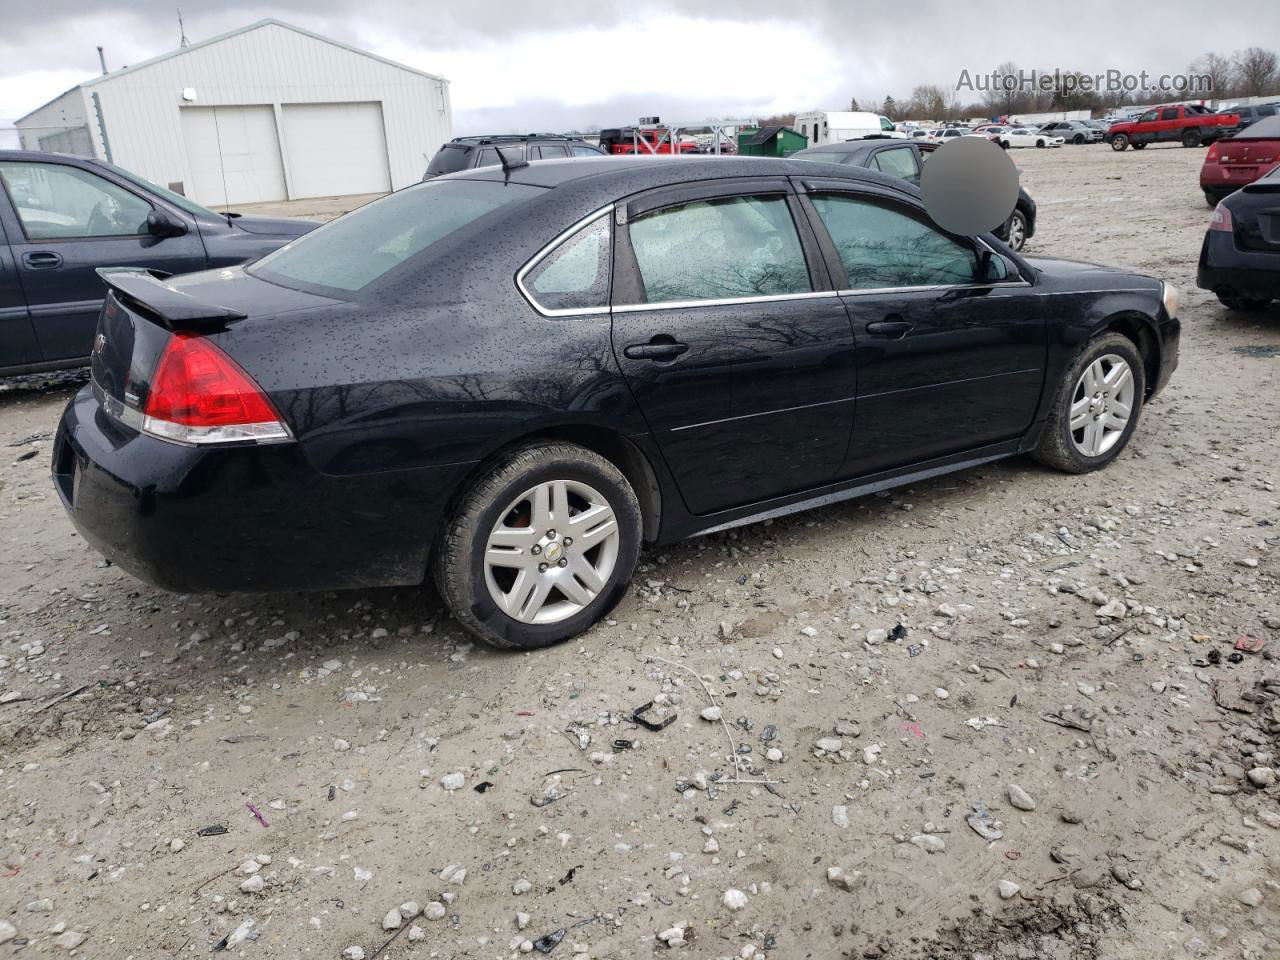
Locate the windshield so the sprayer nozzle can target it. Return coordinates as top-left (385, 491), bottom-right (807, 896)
top-left (104, 162), bottom-right (220, 219)
top-left (249, 179), bottom-right (541, 294)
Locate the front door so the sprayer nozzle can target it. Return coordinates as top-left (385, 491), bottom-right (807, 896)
top-left (0, 159), bottom-right (206, 365)
top-left (611, 182), bottom-right (857, 515)
top-left (799, 185), bottom-right (1045, 477)
top-left (0, 206), bottom-right (39, 371)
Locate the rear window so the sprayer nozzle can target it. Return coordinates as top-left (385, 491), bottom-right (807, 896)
top-left (425, 144), bottom-right (471, 176)
top-left (249, 180), bottom-right (541, 294)
top-left (1236, 116), bottom-right (1280, 139)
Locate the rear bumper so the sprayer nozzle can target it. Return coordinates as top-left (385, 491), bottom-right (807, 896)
top-left (53, 386), bottom-right (468, 593)
top-left (1197, 231), bottom-right (1280, 299)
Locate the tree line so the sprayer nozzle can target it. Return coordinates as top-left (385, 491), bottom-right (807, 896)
top-left (761, 47), bottom-right (1279, 125)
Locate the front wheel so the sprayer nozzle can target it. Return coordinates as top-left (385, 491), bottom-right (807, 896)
top-left (434, 442), bottom-right (642, 649)
top-left (1036, 139), bottom-right (1046, 148)
top-left (1110, 134), bottom-right (1129, 151)
top-left (1006, 208), bottom-right (1029, 251)
top-left (1073, 134), bottom-right (1085, 145)
top-left (1033, 333), bottom-right (1145, 474)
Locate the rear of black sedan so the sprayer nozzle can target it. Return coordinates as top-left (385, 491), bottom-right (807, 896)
top-left (1198, 167), bottom-right (1280, 312)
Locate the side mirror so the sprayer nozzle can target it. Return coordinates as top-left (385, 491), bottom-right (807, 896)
top-left (147, 210), bottom-right (187, 238)
top-left (975, 249), bottom-right (1010, 283)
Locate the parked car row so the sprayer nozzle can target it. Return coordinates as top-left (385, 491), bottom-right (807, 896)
top-left (52, 154), bottom-right (1180, 648)
top-left (0, 151), bottom-right (316, 377)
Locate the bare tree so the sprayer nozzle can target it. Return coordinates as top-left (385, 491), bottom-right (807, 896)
top-left (1233, 47), bottom-right (1279, 97)
top-left (1189, 52), bottom-right (1233, 100)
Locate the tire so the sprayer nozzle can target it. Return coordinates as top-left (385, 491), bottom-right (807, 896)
top-left (1217, 293), bottom-right (1272, 312)
top-left (1203, 190), bottom-right (1220, 208)
top-left (1182, 130), bottom-right (1202, 148)
top-left (1132, 142), bottom-right (1146, 150)
top-left (1032, 333), bottom-right (1146, 475)
top-left (1036, 139), bottom-right (1046, 148)
top-left (1110, 134), bottom-right (1129, 151)
top-left (434, 442), bottom-right (642, 650)
top-left (999, 139), bottom-right (1009, 150)
top-left (1006, 208), bottom-right (1029, 251)
top-left (1073, 134), bottom-right (1085, 145)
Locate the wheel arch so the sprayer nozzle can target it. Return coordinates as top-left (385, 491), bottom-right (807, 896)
top-left (442, 424), bottom-right (664, 545)
top-left (1096, 311), bottom-right (1160, 398)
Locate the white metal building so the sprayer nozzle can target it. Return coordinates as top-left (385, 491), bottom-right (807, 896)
top-left (15, 19), bottom-right (452, 205)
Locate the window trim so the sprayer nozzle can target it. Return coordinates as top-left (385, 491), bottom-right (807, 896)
top-left (0, 159), bottom-right (157, 244)
top-left (515, 204), bottom-right (614, 317)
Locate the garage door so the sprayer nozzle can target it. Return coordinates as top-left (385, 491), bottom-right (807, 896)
top-left (281, 102), bottom-right (392, 199)
top-left (180, 105), bottom-right (286, 206)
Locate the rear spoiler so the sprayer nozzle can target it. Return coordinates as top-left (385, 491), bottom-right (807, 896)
top-left (1243, 176), bottom-right (1280, 194)
top-left (96, 267), bottom-right (246, 330)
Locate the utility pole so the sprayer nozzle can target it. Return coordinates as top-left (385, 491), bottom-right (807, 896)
top-left (178, 8), bottom-right (189, 47)
top-left (96, 46), bottom-right (107, 75)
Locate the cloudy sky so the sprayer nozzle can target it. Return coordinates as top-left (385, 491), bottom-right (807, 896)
top-left (2, 0), bottom-right (1277, 146)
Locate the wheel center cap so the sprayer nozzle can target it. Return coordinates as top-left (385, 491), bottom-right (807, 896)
top-left (543, 541), bottom-right (563, 563)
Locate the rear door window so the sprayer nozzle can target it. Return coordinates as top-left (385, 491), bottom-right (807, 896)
top-left (531, 143), bottom-right (570, 159)
top-left (571, 144), bottom-right (602, 157)
top-left (628, 194), bottom-right (811, 303)
top-left (249, 180), bottom-right (541, 294)
top-left (810, 193), bottom-right (978, 289)
top-left (1160, 108), bottom-right (1179, 121)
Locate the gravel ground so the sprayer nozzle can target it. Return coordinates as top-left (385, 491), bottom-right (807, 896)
top-left (1, 145), bottom-right (1278, 960)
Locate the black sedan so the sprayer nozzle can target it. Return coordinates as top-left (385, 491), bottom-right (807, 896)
top-left (789, 137), bottom-right (1037, 251)
top-left (53, 156), bottom-right (1180, 649)
top-left (1198, 165), bottom-right (1280, 312)
top-left (0, 150), bottom-right (316, 377)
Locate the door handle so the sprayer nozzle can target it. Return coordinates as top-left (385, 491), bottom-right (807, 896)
top-left (23, 251), bottom-right (63, 269)
top-left (624, 337), bottom-right (689, 361)
top-left (865, 318), bottom-right (914, 339)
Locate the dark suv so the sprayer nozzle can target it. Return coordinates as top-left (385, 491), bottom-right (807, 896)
top-left (424, 135), bottom-right (606, 179)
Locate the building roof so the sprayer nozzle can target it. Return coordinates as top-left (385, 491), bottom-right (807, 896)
top-left (17, 18), bottom-right (446, 124)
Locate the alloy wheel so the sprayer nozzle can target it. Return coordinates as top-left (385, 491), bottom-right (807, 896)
top-left (1007, 213), bottom-right (1027, 251)
top-left (483, 479), bottom-right (620, 624)
top-left (1069, 354), bottom-right (1135, 457)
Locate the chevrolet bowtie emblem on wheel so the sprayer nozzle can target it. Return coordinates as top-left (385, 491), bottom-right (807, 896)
top-left (92, 334), bottom-right (107, 355)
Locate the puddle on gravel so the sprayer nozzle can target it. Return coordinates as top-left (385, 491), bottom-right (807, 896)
top-left (1231, 344), bottom-right (1280, 358)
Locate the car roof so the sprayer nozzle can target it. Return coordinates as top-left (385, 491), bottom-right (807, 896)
top-left (1233, 115), bottom-right (1280, 139)
top-left (0, 149), bottom-right (100, 164)
top-left (449, 155), bottom-right (916, 201)
top-left (448, 134), bottom-right (590, 146)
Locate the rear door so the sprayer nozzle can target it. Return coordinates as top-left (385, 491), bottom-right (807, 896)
top-left (611, 178), bottom-right (857, 515)
top-left (0, 194), bottom-right (40, 371)
top-left (797, 180), bottom-right (1045, 477)
top-left (0, 159), bottom-right (206, 365)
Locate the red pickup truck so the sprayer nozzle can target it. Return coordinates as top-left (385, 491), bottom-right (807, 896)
top-left (598, 127), bottom-right (700, 155)
top-left (1108, 104), bottom-right (1240, 151)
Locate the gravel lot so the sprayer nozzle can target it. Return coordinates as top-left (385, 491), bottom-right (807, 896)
top-left (1, 145), bottom-right (1278, 960)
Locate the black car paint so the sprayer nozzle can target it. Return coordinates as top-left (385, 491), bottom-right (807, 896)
top-left (53, 156), bottom-right (1178, 594)
top-left (0, 150), bottom-right (316, 376)
top-left (789, 139), bottom-right (1037, 246)
top-left (1197, 170), bottom-right (1280, 302)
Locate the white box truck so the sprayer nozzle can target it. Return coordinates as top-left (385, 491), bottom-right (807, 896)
top-left (793, 111), bottom-right (905, 144)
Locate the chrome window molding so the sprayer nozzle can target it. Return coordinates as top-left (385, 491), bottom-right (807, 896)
top-left (516, 204), bottom-right (615, 318)
top-left (612, 289), bottom-right (840, 313)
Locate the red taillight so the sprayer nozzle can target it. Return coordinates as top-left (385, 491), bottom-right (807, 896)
top-left (1207, 145), bottom-right (1218, 161)
top-left (141, 333), bottom-right (290, 444)
top-left (1210, 204), bottom-right (1233, 232)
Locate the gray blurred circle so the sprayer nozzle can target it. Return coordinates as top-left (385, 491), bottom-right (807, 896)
top-left (920, 137), bottom-right (1019, 236)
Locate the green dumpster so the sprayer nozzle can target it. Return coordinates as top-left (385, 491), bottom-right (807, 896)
top-left (737, 126), bottom-right (808, 157)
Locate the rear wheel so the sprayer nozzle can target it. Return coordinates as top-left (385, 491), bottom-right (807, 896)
top-left (434, 442), bottom-right (641, 649)
top-left (1182, 130), bottom-right (1203, 148)
top-left (1110, 134), bottom-right (1129, 151)
top-left (1217, 293), bottom-right (1272, 312)
top-left (1132, 142), bottom-right (1146, 150)
top-left (1033, 333), bottom-right (1145, 474)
